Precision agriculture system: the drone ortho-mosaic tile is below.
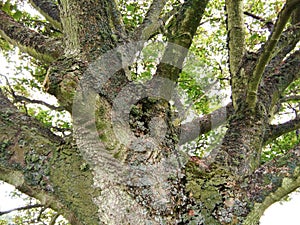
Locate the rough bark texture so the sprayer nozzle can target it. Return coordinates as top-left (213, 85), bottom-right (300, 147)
top-left (1, 0), bottom-right (300, 224)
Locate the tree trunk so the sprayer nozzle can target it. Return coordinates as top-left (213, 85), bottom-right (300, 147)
top-left (1, 0), bottom-right (300, 224)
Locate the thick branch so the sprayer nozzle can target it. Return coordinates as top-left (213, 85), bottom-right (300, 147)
top-left (0, 89), bottom-right (98, 225)
top-left (179, 103), bottom-right (234, 145)
top-left (0, 9), bottom-right (62, 62)
top-left (264, 117), bottom-right (300, 144)
top-left (243, 144), bottom-right (300, 224)
top-left (247, 0), bottom-right (300, 109)
top-left (29, 0), bottom-right (61, 30)
top-left (226, 0), bottom-right (245, 109)
top-left (156, 0), bottom-right (209, 82)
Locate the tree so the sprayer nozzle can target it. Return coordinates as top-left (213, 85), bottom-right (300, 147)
top-left (0, 0), bottom-right (300, 224)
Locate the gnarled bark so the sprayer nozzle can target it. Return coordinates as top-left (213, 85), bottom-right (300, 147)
top-left (1, 0), bottom-right (300, 224)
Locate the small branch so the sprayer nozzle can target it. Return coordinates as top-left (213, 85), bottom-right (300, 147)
top-left (161, 4), bottom-right (181, 25)
top-left (265, 24), bottom-right (300, 76)
top-left (264, 117), bottom-right (300, 144)
top-left (280, 95), bottom-right (300, 103)
top-left (28, 0), bottom-right (61, 30)
top-left (13, 95), bottom-right (64, 111)
top-left (246, 0), bottom-right (300, 109)
top-left (36, 206), bottom-right (47, 222)
top-left (0, 204), bottom-right (43, 216)
top-left (0, 74), bottom-right (64, 111)
top-left (0, 9), bottom-right (63, 63)
top-left (244, 11), bottom-right (267, 22)
top-left (49, 213), bottom-right (60, 225)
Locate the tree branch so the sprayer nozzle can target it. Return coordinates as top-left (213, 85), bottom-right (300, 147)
top-left (264, 117), bottom-right (300, 144)
top-left (265, 50), bottom-right (300, 109)
top-left (244, 11), bottom-right (267, 22)
top-left (0, 74), bottom-right (64, 112)
top-left (156, 0), bottom-right (209, 82)
top-left (49, 213), bottom-right (59, 225)
top-left (247, 0), bottom-right (300, 109)
top-left (28, 0), bottom-right (61, 30)
top-left (264, 24), bottom-right (300, 77)
top-left (0, 204), bottom-right (43, 216)
top-left (226, 0), bottom-right (245, 109)
top-left (0, 89), bottom-right (98, 225)
top-left (133, 0), bottom-right (169, 40)
top-left (0, 9), bottom-right (63, 63)
top-left (13, 95), bottom-right (64, 111)
top-left (243, 144), bottom-right (300, 223)
top-left (179, 103), bottom-right (234, 145)
top-left (280, 95), bottom-right (300, 103)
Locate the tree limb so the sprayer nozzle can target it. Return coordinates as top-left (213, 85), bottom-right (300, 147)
top-left (179, 103), bottom-right (234, 145)
top-left (244, 144), bottom-right (300, 223)
top-left (244, 11), bottom-right (267, 22)
top-left (247, 0), bottom-right (300, 109)
top-left (265, 50), bottom-right (300, 109)
top-left (265, 24), bottom-right (300, 76)
top-left (156, 0), bottom-right (209, 82)
top-left (264, 117), bottom-right (300, 144)
top-left (133, 0), bottom-right (169, 40)
top-left (226, 0), bottom-right (245, 109)
top-left (0, 89), bottom-right (98, 225)
top-left (13, 94), bottom-right (64, 111)
top-left (0, 73), bottom-right (64, 112)
top-left (0, 204), bottom-right (43, 216)
top-left (28, 0), bottom-right (61, 30)
top-left (0, 9), bottom-right (63, 63)
top-left (49, 213), bottom-right (59, 225)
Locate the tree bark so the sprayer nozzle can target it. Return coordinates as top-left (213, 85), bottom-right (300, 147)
top-left (0, 0), bottom-right (300, 224)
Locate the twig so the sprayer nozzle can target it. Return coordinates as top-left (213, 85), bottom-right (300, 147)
top-left (0, 74), bottom-right (64, 111)
top-left (13, 95), bottom-right (65, 111)
top-left (244, 11), bottom-right (266, 22)
top-left (280, 95), bottom-right (300, 103)
top-left (49, 213), bottom-right (60, 225)
top-left (0, 204), bottom-right (43, 216)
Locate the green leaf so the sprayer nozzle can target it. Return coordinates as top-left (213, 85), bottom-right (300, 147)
top-left (2, 0), bottom-right (11, 13)
top-left (12, 10), bottom-right (23, 21)
top-left (126, 4), bottom-right (135, 12)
